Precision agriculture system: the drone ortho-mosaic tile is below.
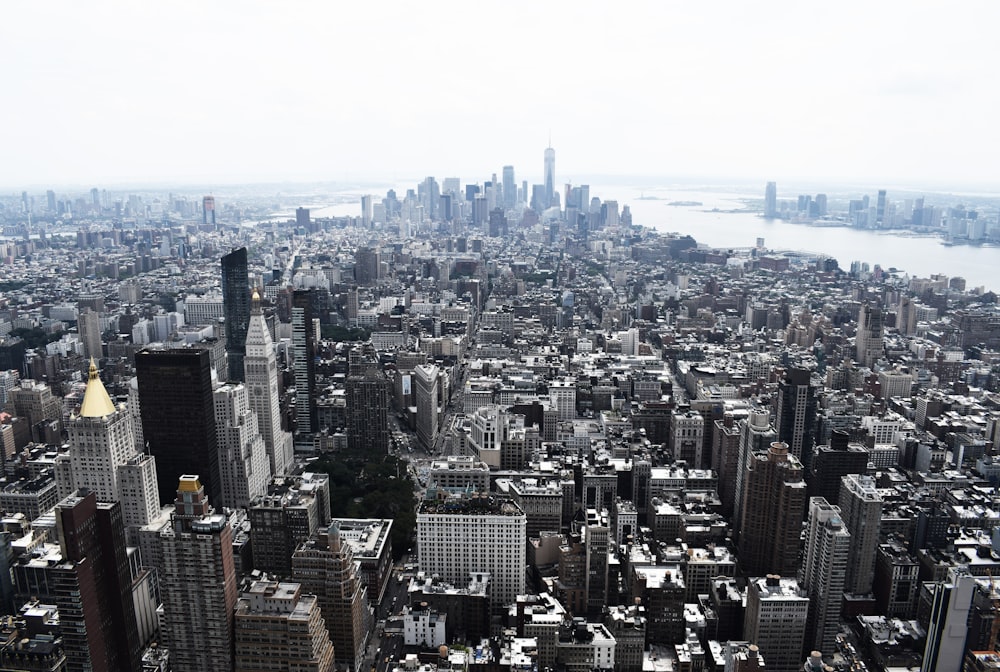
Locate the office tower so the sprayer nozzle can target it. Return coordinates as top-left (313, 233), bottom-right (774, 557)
top-left (775, 366), bottom-right (818, 472)
top-left (67, 359), bottom-right (134, 503)
top-left (250, 473), bottom-right (332, 576)
top-left (544, 146), bottom-right (556, 209)
top-left (54, 491), bottom-right (142, 672)
top-left (214, 383), bottom-right (270, 509)
top-left (416, 493), bottom-right (526, 608)
top-left (802, 497), bottom-right (850, 654)
top-left (744, 576), bottom-right (808, 672)
top-left (8, 380), bottom-right (63, 441)
top-left (296, 207), bottom-right (311, 229)
top-left (361, 194), bottom-right (373, 228)
top-left (921, 567), bottom-right (977, 672)
top-left (737, 442), bottom-right (807, 578)
top-left (116, 453), bottom-right (160, 538)
top-left (202, 195), bottom-right (216, 225)
top-left (807, 429), bottom-right (869, 505)
top-left (234, 580), bottom-right (335, 672)
top-left (855, 303), bottom-right (884, 369)
top-left (585, 510), bottom-right (610, 617)
top-left (46, 189), bottom-right (56, 212)
top-left (245, 290), bottom-right (294, 476)
top-left (135, 347), bottom-right (220, 505)
top-left (222, 247), bottom-right (251, 382)
top-left (346, 368), bottom-right (390, 454)
top-left (732, 409), bottom-right (776, 539)
top-left (159, 476), bottom-right (238, 672)
top-left (502, 165), bottom-right (516, 209)
top-left (876, 189), bottom-right (887, 224)
top-left (354, 246), bottom-right (380, 286)
top-left (838, 474), bottom-right (882, 595)
top-left (292, 524), bottom-right (372, 671)
top-left (764, 182), bottom-right (777, 217)
top-left (413, 363), bottom-right (440, 450)
top-left (292, 289), bottom-right (317, 436)
top-left (488, 208), bottom-right (508, 237)
top-left (670, 409), bottom-right (704, 465)
top-left (78, 307), bottom-right (102, 360)
top-left (815, 193), bottom-right (827, 217)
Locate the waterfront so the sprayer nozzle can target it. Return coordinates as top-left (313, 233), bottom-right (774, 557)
top-left (289, 182), bottom-right (1000, 292)
top-left (609, 185), bottom-right (1000, 291)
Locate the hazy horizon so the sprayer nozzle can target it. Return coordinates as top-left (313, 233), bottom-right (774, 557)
top-left (3, 2), bottom-right (999, 191)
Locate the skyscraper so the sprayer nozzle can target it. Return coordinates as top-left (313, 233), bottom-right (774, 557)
top-left (855, 303), bottom-right (885, 369)
top-left (222, 247), bottom-right (251, 382)
top-left (838, 474), bottom-right (882, 595)
top-left (876, 189), bottom-right (887, 225)
top-left (78, 307), bottom-right (103, 361)
top-left (413, 364), bottom-right (440, 450)
top-left (202, 195), bottom-right (216, 225)
top-left (775, 366), bottom-right (818, 473)
top-left (67, 359), bottom-right (135, 503)
top-left (737, 441), bottom-right (807, 578)
top-left (135, 347), bottom-right (221, 505)
top-left (502, 165), bottom-right (516, 210)
top-left (214, 383), bottom-right (271, 509)
top-left (732, 409), bottom-right (776, 539)
top-left (245, 290), bottom-right (294, 477)
top-left (346, 368), bottom-right (390, 455)
top-left (54, 491), bottom-right (142, 672)
top-left (744, 576), bottom-right (808, 672)
top-left (802, 497), bottom-right (850, 654)
top-left (234, 580), bottom-right (335, 672)
top-left (416, 493), bottom-right (526, 608)
top-left (544, 145), bottom-right (555, 209)
top-left (764, 182), bottom-right (777, 218)
top-left (292, 524), bottom-right (372, 671)
top-left (292, 289), bottom-right (317, 437)
top-left (159, 476), bottom-right (238, 672)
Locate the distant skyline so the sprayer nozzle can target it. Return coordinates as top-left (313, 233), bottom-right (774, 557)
top-left (3, 2), bottom-right (999, 190)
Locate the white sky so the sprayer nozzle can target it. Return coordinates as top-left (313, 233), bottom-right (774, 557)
top-left (3, 1), bottom-right (999, 190)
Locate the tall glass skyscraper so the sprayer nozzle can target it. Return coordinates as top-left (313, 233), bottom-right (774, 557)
top-left (222, 247), bottom-right (250, 382)
top-left (544, 146), bottom-right (555, 209)
top-left (135, 347), bottom-right (220, 505)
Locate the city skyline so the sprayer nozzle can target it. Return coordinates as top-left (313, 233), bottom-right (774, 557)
top-left (3, 2), bottom-right (1000, 188)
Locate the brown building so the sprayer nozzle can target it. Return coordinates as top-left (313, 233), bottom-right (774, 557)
top-left (737, 442), bottom-right (807, 577)
top-left (53, 491), bottom-right (141, 672)
top-left (291, 523), bottom-right (372, 672)
top-left (234, 580), bottom-right (334, 672)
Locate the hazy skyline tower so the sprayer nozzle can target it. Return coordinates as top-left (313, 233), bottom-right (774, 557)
top-left (764, 182), bottom-right (777, 218)
top-left (245, 290), bottom-right (294, 477)
top-left (135, 347), bottom-right (221, 505)
top-left (202, 195), bottom-right (216, 225)
top-left (221, 247), bottom-right (251, 382)
top-left (502, 165), bottom-right (516, 210)
top-left (544, 145), bottom-right (555, 209)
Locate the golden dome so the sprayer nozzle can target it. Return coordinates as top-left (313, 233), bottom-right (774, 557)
top-left (79, 358), bottom-right (117, 418)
